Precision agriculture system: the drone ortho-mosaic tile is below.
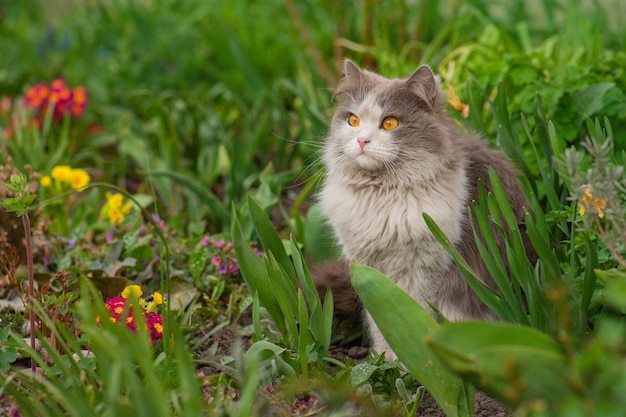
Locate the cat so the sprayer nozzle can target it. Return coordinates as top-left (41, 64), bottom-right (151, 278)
top-left (316, 60), bottom-right (530, 361)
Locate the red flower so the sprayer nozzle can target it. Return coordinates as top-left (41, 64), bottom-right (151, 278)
top-left (103, 296), bottom-right (164, 344)
top-left (146, 312), bottom-right (163, 344)
top-left (23, 79), bottom-right (88, 120)
top-left (24, 84), bottom-right (50, 109)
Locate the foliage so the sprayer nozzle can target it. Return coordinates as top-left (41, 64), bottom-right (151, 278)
top-left (350, 263), bottom-right (473, 417)
top-left (1, 0), bottom-right (626, 415)
top-left (2, 281), bottom-right (206, 417)
top-left (232, 195), bottom-right (333, 381)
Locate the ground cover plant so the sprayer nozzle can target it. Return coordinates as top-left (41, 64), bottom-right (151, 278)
top-left (1, 0), bottom-right (626, 415)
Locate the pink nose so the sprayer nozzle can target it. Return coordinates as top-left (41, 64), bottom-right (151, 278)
top-left (358, 137), bottom-right (370, 149)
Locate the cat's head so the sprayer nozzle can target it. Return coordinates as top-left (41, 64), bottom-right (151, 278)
top-left (324, 60), bottom-right (455, 184)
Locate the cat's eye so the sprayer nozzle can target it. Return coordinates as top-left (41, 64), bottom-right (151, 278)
top-left (381, 116), bottom-right (399, 131)
top-left (348, 113), bottom-right (360, 127)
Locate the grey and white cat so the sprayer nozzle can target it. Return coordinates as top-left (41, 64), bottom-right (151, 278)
top-left (317, 60), bottom-right (529, 360)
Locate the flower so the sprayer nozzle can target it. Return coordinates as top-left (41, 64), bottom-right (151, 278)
top-left (447, 84), bottom-right (470, 118)
top-left (42, 165), bottom-right (91, 193)
top-left (24, 83), bottom-right (50, 109)
top-left (51, 165), bottom-right (73, 182)
top-left (69, 168), bottom-right (90, 191)
top-left (24, 79), bottom-right (88, 120)
top-left (102, 192), bottom-right (133, 225)
top-left (70, 86), bottom-right (88, 117)
top-left (152, 292), bottom-right (165, 305)
top-left (122, 284), bottom-right (143, 299)
top-left (146, 312), bottom-right (163, 343)
top-left (578, 185), bottom-right (608, 219)
top-left (102, 285), bottom-right (165, 345)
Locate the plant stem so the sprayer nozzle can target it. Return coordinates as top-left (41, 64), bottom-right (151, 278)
top-left (22, 213), bottom-right (36, 375)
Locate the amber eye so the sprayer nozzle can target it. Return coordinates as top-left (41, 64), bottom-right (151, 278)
top-left (381, 116), bottom-right (399, 131)
top-left (348, 113), bottom-right (360, 127)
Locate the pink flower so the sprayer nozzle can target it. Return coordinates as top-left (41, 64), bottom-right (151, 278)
top-left (146, 312), bottom-right (163, 344)
top-left (102, 294), bottom-right (164, 344)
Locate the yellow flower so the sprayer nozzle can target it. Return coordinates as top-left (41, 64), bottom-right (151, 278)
top-left (122, 202), bottom-right (132, 215)
top-left (103, 192), bottom-right (133, 225)
top-left (51, 165), bottom-right (72, 182)
top-left (106, 192), bottom-right (124, 209)
top-left (144, 291), bottom-right (166, 313)
top-left (40, 175), bottom-right (52, 187)
top-left (582, 185), bottom-right (593, 204)
top-left (152, 292), bottom-right (165, 305)
top-left (69, 168), bottom-right (90, 190)
top-left (578, 185), bottom-right (608, 219)
top-left (594, 197), bottom-right (607, 219)
top-left (122, 285), bottom-right (143, 299)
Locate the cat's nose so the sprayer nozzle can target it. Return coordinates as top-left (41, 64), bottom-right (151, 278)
top-left (357, 137), bottom-right (370, 149)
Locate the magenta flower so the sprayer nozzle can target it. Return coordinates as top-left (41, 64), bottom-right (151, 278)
top-left (101, 286), bottom-right (165, 345)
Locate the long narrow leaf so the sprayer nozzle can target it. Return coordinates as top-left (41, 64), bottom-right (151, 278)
top-left (248, 194), bottom-right (297, 284)
top-left (232, 210), bottom-right (286, 335)
top-left (351, 263), bottom-right (473, 417)
top-left (425, 213), bottom-right (513, 320)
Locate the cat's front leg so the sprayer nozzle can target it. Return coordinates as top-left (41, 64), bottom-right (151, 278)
top-left (364, 311), bottom-right (398, 362)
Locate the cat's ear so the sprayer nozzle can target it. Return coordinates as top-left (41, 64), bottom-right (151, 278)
top-left (334, 59), bottom-right (366, 100)
top-left (343, 59), bottom-right (364, 81)
top-left (406, 65), bottom-right (442, 110)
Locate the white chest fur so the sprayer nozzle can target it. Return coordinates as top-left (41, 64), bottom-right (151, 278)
top-left (319, 167), bottom-right (468, 293)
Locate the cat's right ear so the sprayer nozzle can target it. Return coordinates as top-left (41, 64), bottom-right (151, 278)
top-left (334, 59), bottom-right (365, 100)
top-left (344, 59), bottom-right (363, 81)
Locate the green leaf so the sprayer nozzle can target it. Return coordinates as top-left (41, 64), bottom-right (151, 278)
top-left (290, 235), bottom-right (332, 352)
top-left (188, 243), bottom-right (208, 281)
top-left (595, 269), bottom-right (626, 312)
top-left (574, 82), bottom-right (615, 120)
top-left (351, 263), bottom-right (473, 417)
top-left (150, 170), bottom-right (230, 227)
top-left (247, 194), bottom-right (297, 284)
top-left (424, 212), bottom-right (512, 321)
top-left (232, 210), bottom-right (286, 335)
top-left (350, 362), bottom-right (378, 386)
top-left (427, 322), bottom-right (572, 409)
top-left (302, 204), bottom-right (342, 262)
top-left (581, 235), bottom-right (599, 318)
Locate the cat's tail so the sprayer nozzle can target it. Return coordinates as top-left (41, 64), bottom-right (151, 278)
top-left (309, 259), bottom-right (362, 318)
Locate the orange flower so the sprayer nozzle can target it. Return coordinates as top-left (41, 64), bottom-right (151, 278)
top-left (447, 84), bottom-right (470, 118)
top-left (23, 79), bottom-right (88, 120)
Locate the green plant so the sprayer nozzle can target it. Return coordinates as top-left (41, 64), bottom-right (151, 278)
top-left (2, 280), bottom-right (204, 417)
top-left (1, 172), bottom-right (38, 374)
top-left (0, 326), bottom-right (18, 372)
top-left (350, 263), bottom-right (474, 417)
top-left (425, 277), bottom-right (626, 416)
top-left (232, 195), bottom-right (333, 381)
top-left (348, 352), bottom-right (424, 417)
top-left (415, 117), bottom-right (625, 415)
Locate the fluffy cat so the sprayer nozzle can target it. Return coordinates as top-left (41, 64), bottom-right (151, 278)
top-left (317, 60), bottom-right (529, 360)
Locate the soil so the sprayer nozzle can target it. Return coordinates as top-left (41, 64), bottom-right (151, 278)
top-left (193, 312), bottom-right (510, 417)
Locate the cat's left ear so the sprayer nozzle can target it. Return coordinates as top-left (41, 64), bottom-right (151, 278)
top-left (406, 65), bottom-right (441, 109)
